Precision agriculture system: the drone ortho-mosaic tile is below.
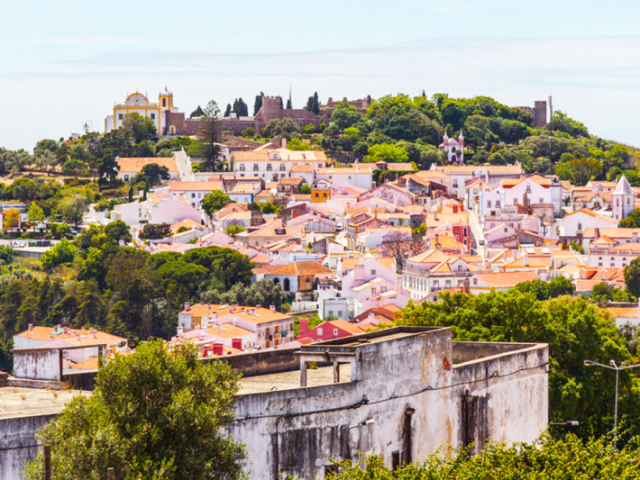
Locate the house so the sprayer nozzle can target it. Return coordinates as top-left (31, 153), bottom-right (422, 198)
top-left (13, 324), bottom-right (128, 369)
top-left (168, 181), bottom-right (223, 209)
top-left (297, 318), bottom-right (364, 343)
top-left (315, 165), bottom-right (374, 189)
top-left (358, 183), bottom-right (416, 207)
top-left (403, 249), bottom-right (482, 301)
top-left (469, 270), bottom-right (538, 293)
top-left (253, 260), bottom-right (332, 294)
top-left (561, 208), bottom-right (617, 248)
top-left (233, 148), bottom-right (327, 181)
top-left (434, 164), bottom-right (524, 198)
top-left (239, 219), bottom-right (304, 248)
top-left (177, 303), bottom-right (294, 350)
top-left (116, 156), bottom-right (180, 181)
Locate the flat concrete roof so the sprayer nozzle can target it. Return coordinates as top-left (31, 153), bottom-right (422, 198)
top-left (239, 364), bottom-right (351, 395)
top-left (0, 387), bottom-right (88, 420)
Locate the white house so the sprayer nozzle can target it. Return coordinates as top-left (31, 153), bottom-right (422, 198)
top-left (315, 165), bottom-right (374, 189)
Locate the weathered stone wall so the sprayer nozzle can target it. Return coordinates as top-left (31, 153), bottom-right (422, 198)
top-left (229, 330), bottom-right (548, 479)
top-left (13, 349), bottom-right (61, 381)
top-left (0, 414), bottom-right (57, 480)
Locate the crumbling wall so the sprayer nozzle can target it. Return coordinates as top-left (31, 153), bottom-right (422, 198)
top-left (13, 349), bottom-right (61, 381)
top-left (0, 414), bottom-right (57, 479)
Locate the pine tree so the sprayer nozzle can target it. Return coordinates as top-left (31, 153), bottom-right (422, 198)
top-left (312, 91), bottom-right (320, 115)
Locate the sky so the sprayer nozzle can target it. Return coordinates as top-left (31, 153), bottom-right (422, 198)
top-left (1, 0), bottom-right (640, 151)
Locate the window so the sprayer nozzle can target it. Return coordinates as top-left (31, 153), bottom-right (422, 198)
top-left (371, 269), bottom-right (376, 275)
top-left (457, 265), bottom-right (462, 272)
top-left (318, 327), bottom-right (324, 335)
top-left (280, 164), bottom-right (286, 171)
top-left (239, 165), bottom-right (245, 171)
top-left (578, 223), bottom-right (582, 231)
top-left (473, 278), bottom-right (478, 285)
top-left (487, 201), bottom-right (492, 208)
top-left (253, 164), bottom-right (259, 171)
top-left (150, 113), bottom-right (156, 120)
top-left (124, 175), bottom-right (129, 181)
top-left (504, 227), bottom-right (508, 232)
top-left (191, 193), bottom-right (195, 198)
top-left (496, 201), bottom-right (500, 208)
top-left (118, 114), bottom-right (123, 120)
top-left (333, 328), bottom-right (338, 335)
top-left (539, 198), bottom-right (543, 204)
top-left (267, 164), bottom-right (272, 171)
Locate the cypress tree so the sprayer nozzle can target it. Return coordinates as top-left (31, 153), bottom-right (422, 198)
top-left (224, 104), bottom-right (231, 117)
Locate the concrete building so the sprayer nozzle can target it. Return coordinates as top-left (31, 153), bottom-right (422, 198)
top-left (229, 326), bottom-right (549, 479)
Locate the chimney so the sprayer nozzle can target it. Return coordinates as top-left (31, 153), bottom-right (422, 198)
top-left (299, 317), bottom-right (309, 334)
top-left (523, 254), bottom-right (528, 266)
top-left (270, 305), bottom-right (276, 312)
top-left (453, 205), bottom-right (458, 214)
top-left (184, 302), bottom-right (191, 311)
top-left (256, 304), bottom-right (261, 309)
top-left (213, 343), bottom-right (224, 356)
top-left (28, 324), bottom-right (33, 332)
top-left (282, 138), bottom-right (287, 149)
top-left (232, 338), bottom-right (243, 350)
top-left (92, 329), bottom-right (97, 339)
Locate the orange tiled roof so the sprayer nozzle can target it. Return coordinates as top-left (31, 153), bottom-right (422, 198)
top-left (117, 157), bottom-right (177, 173)
top-left (16, 326), bottom-right (125, 346)
top-left (327, 319), bottom-right (365, 335)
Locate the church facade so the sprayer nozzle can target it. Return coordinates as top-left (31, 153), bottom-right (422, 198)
top-left (105, 90), bottom-right (199, 136)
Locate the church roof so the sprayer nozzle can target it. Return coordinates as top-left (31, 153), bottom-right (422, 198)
top-left (614, 175), bottom-right (634, 195)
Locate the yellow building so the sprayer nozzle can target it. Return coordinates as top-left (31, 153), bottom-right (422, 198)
top-left (105, 88), bottom-right (177, 135)
top-left (311, 187), bottom-right (331, 203)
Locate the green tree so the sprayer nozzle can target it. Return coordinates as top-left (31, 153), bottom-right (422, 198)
top-left (122, 112), bottom-right (157, 143)
top-left (299, 184), bottom-right (311, 194)
top-left (27, 202), bottom-right (45, 225)
top-left (42, 239), bottom-right (78, 269)
top-left (8, 178), bottom-right (38, 203)
top-left (305, 91), bottom-right (320, 114)
top-left (195, 100), bottom-right (224, 171)
top-left (202, 190), bottom-right (233, 217)
top-left (624, 258), bottom-right (640, 298)
top-left (225, 224), bottom-right (246, 236)
top-left (131, 163), bottom-right (170, 187)
top-left (263, 118), bottom-right (299, 139)
top-left (62, 158), bottom-right (89, 178)
top-left (58, 195), bottom-right (87, 227)
top-left (139, 223), bottom-right (171, 240)
top-left (363, 143), bottom-right (409, 163)
top-left (202, 279), bottom-right (285, 310)
top-left (104, 220), bottom-right (132, 244)
top-left (619, 209), bottom-right (640, 228)
top-left (326, 434), bottom-right (640, 479)
top-left (232, 98), bottom-right (249, 117)
top-left (241, 127), bottom-right (256, 138)
top-left (23, 340), bottom-right (245, 480)
top-left (0, 245), bottom-right (15, 263)
top-left (190, 105), bottom-right (204, 118)
top-left (253, 92), bottom-right (264, 115)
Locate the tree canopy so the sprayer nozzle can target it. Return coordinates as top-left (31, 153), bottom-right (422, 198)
top-left (23, 340), bottom-right (245, 480)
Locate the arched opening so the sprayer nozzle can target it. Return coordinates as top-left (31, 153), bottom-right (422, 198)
top-left (162, 98), bottom-right (167, 107)
top-left (283, 278), bottom-right (291, 291)
top-left (169, 125), bottom-right (176, 135)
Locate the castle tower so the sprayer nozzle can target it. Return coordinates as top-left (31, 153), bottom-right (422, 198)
top-left (613, 175), bottom-right (634, 222)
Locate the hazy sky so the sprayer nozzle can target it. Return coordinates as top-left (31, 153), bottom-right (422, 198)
top-left (2, 0), bottom-right (639, 150)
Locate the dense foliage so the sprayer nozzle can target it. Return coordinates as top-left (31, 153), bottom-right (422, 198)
top-left (399, 290), bottom-right (640, 440)
top-left (0, 226), bottom-right (256, 357)
top-left (23, 340), bottom-right (245, 480)
top-left (326, 434), bottom-right (640, 479)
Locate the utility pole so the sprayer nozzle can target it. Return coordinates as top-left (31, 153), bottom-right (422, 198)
top-left (44, 445), bottom-right (51, 480)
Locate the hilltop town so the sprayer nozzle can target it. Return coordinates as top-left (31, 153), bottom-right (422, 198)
top-left (2, 90), bottom-right (640, 478)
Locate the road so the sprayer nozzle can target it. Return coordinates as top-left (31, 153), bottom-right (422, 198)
top-left (468, 206), bottom-right (487, 262)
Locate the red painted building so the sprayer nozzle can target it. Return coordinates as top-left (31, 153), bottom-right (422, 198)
top-left (297, 318), bottom-right (364, 343)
